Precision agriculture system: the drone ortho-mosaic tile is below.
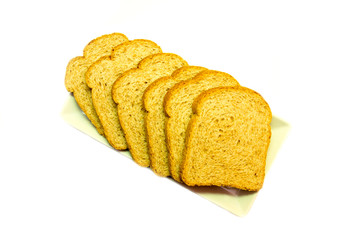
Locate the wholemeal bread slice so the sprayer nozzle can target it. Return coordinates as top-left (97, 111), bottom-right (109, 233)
top-left (86, 39), bottom-right (162, 150)
top-left (164, 70), bottom-right (240, 182)
top-left (112, 53), bottom-right (188, 167)
top-left (65, 33), bottom-right (128, 135)
top-left (143, 66), bottom-right (207, 176)
top-left (181, 86), bottom-right (272, 191)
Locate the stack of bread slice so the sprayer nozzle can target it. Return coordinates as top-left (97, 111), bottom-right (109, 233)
top-left (65, 33), bottom-right (272, 191)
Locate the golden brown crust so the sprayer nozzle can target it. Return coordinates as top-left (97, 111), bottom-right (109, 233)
top-left (170, 66), bottom-right (207, 79)
top-left (111, 39), bottom-right (161, 59)
top-left (164, 70), bottom-right (236, 118)
top-left (192, 86), bottom-right (271, 117)
top-left (138, 53), bottom-right (185, 69)
top-left (83, 33), bottom-right (127, 53)
top-left (83, 33), bottom-right (128, 60)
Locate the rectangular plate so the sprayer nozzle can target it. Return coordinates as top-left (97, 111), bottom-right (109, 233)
top-left (61, 96), bottom-right (290, 216)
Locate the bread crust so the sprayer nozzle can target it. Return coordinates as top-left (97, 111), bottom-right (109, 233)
top-left (83, 33), bottom-right (128, 61)
top-left (164, 70), bottom-right (237, 117)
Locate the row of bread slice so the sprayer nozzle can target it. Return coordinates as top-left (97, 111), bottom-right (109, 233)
top-left (65, 33), bottom-right (272, 191)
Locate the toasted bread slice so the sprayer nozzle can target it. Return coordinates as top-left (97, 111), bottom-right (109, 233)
top-left (65, 33), bottom-right (128, 135)
top-left (164, 70), bottom-right (240, 182)
top-left (143, 66), bottom-right (207, 176)
top-left (181, 86), bottom-right (272, 191)
top-left (86, 40), bottom-right (162, 150)
top-left (112, 53), bottom-right (188, 167)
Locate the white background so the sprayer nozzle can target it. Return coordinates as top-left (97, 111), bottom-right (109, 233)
top-left (1, 0), bottom-right (359, 239)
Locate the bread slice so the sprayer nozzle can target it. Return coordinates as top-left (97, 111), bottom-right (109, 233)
top-left (143, 66), bottom-right (207, 176)
top-left (181, 86), bottom-right (272, 191)
top-left (112, 53), bottom-right (188, 167)
top-left (86, 39), bottom-right (162, 150)
top-left (164, 70), bottom-right (240, 182)
top-left (65, 33), bottom-right (128, 135)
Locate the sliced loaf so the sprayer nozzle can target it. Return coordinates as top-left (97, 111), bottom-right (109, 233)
top-left (143, 66), bottom-right (207, 176)
top-left (112, 53), bottom-right (188, 167)
top-left (65, 33), bottom-right (128, 135)
top-left (86, 39), bottom-right (162, 150)
top-left (181, 86), bottom-right (272, 191)
top-left (164, 70), bottom-right (240, 182)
